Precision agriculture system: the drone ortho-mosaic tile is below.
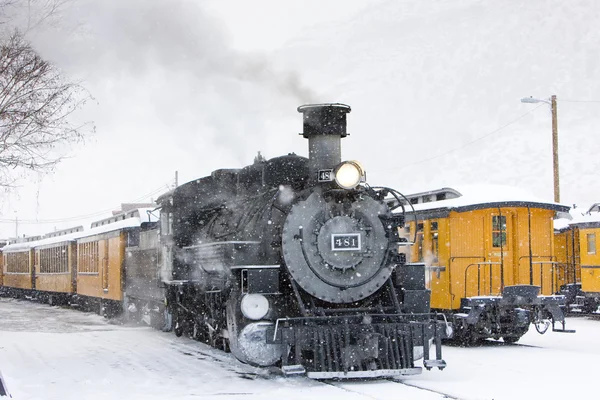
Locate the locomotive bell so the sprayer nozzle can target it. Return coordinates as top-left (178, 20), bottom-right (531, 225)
top-left (298, 103), bottom-right (351, 184)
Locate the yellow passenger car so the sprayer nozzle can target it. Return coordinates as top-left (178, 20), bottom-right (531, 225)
top-left (555, 204), bottom-right (600, 311)
top-left (404, 185), bottom-right (572, 343)
top-left (1, 236), bottom-right (41, 296)
top-left (75, 209), bottom-right (152, 316)
top-left (33, 226), bottom-right (83, 304)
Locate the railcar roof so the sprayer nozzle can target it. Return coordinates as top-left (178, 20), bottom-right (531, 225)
top-left (402, 184), bottom-right (569, 215)
top-left (2, 208), bottom-right (158, 252)
top-left (553, 204), bottom-right (600, 231)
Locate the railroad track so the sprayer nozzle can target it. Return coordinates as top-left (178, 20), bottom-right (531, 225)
top-left (163, 333), bottom-right (458, 399)
top-left (317, 377), bottom-right (457, 400)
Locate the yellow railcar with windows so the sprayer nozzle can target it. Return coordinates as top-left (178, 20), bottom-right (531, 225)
top-left (75, 209), bottom-right (148, 316)
top-left (32, 226), bottom-right (83, 304)
top-left (404, 185), bottom-right (573, 343)
top-left (554, 205), bottom-right (600, 311)
top-left (1, 236), bottom-right (41, 295)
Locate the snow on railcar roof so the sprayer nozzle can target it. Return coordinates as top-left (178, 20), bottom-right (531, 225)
top-left (2, 208), bottom-right (159, 252)
top-left (554, 203), bottom-right (600, 231)
top-left (567, 204), bottom-right (600, 227)
top-left (82, 207), bottom-right (158, 238)
top-left (3, 228), bottom-right (86, 252)
top-left (402, 184), bottom-right (569, 213)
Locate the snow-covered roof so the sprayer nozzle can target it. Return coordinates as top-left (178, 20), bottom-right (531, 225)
top-left (404, 184), bottom-right (569, 213)
top-left (566, 209), bottom-right (600, 227)
top-left (2, 208), bottom-right (158, 253)
top-left (554, 203), bottom-right (600, 231)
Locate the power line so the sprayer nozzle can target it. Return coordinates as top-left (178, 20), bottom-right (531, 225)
top-left (0, 182), bottom-right (172, 225)
top-left (395, 103), bottom-right (545, 171)
top-left (561, 99), bottom-right (600, 103)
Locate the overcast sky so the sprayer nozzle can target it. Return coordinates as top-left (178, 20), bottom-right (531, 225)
top-left (1, 0), bottom-right (599, 239)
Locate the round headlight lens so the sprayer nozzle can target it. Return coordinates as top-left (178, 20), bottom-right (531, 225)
top-left (240, 294), bottom-right (270, 320)
top-left (335, 161), bottom-right (363, 189)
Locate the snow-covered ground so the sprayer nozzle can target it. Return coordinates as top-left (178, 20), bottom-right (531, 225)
top-left (0, 297), bottom-right (593, 400)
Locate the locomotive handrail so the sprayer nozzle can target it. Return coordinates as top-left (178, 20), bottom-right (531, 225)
top-left (464, 262), bottom-right (502, 298)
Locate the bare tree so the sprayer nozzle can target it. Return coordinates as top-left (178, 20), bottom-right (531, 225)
top-left (0, 31), bottom-right (91, 186)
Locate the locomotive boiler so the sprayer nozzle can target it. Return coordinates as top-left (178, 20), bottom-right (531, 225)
top-left (159, 104), bottom-right (446, 378)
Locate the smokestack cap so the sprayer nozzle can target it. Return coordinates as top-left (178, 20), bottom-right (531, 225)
top-left (298, 103), bottom-right (351, 139)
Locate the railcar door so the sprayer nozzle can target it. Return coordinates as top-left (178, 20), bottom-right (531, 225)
top-left (486, 210), bottom-right (514, 294)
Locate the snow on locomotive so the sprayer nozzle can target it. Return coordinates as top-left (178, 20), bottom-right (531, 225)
top-left (156, 104), bottom-right (447, 378)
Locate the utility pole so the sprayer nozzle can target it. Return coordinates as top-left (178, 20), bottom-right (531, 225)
top-left (520, 94), bottom-right (560, 203)
top-left (551, 95), bottom-right (560, 203)
top-left (175, 171), bottom-right (179, 188)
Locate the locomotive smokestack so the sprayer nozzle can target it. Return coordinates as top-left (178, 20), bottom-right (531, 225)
top-left (297, 103), bottom-right (351, 184)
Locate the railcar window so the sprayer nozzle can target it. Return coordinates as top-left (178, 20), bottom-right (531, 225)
top-left (40, 245), bottom-right (69, 273)
top-left (588, 233), bottom-right (596, 255)
top-left (6, 252), bottom-right (29, 273)
top-left (492, 215), bottom-right (507, 248)
top-left (161, 212), bottom-right (173, 235)
top-left (78, 242), bottom-right (99, 273)
top-left (127, 231), bottom-right (140, 247)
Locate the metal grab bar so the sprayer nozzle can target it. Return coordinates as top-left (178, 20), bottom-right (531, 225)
top-left (555, 262), bottom-right (579, 286)
top-left (448, 256), bottom-right (485, 303)
top-left (464, 262), bottom-right (502, 298)
top-left (518, 255), bottom-right (554, 284)
top-left (529, 261), bottom-right (560, 294)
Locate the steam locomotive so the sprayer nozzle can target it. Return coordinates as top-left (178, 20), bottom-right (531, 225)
top-left (155, 104), bottom-right (446, 378)
top-left (0, 103), bottom-right (446, 379)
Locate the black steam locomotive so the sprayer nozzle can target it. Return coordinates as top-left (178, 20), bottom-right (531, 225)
top-left (147, 104), bottom-right (446, 378)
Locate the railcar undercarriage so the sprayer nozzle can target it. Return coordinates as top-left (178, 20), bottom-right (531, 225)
top-left (449, 285), bottom-right (574, 344)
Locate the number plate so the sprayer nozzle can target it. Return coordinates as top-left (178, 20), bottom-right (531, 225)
top-left (318, 169), bottom-right (334, 182)
top-left (331, 234), bottom-right (361, 251)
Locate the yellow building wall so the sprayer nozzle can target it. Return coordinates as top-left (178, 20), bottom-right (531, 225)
top-left (579, 227), bottom-right (600, 294)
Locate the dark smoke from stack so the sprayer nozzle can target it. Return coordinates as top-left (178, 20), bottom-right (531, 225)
top-left (11, 0), bottom-right (320, 164)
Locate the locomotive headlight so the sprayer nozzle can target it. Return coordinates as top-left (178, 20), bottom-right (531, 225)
top-left (240, 294), bottom-right (270, 320)
top-left (334, 161), bottom-right (365, 189)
